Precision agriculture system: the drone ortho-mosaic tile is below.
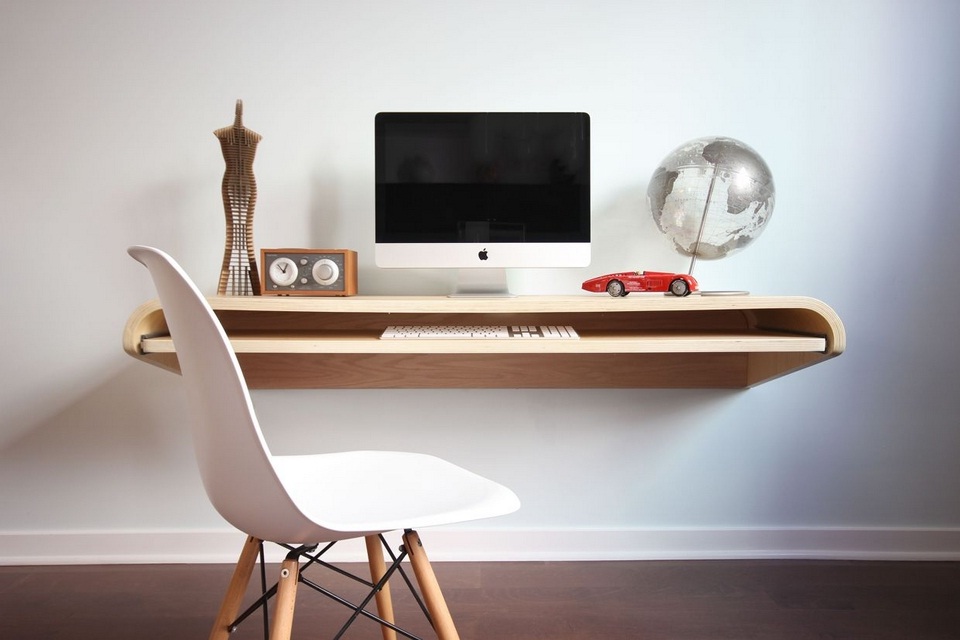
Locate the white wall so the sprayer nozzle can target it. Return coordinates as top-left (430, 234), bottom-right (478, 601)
top-left (2, 0), bottom-right (959, 563)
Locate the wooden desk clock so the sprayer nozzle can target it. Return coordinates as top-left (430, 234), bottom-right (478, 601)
top-left (260, 249), bottom-right (358, 296)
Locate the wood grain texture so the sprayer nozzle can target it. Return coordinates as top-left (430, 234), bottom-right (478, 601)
top-left (2, 560), bottom-right (957, 640)
top-left (209, 536), bottom-right (260, 640)
top-left (122, 295), bottom-right (844, 389)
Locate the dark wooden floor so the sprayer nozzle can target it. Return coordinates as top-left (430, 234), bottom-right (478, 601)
top-left (1, 559), bottom-right (959, 639)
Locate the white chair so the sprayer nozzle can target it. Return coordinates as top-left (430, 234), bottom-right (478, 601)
top-left (128, 245), bottom-right (520, 640)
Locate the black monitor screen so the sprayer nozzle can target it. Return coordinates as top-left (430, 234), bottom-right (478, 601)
top-left (376, 112), bottom-right (590, 244)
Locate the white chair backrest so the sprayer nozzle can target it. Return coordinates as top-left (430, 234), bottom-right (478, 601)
top-left (128, 246), bottom-right (313, 538)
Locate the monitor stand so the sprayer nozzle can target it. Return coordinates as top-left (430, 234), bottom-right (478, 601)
top-left (449, 268), bottom-right (516, 298)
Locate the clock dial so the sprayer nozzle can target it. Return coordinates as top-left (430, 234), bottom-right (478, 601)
top-left (268, 257), bottom-right (298, 287)
top-left (312, 258), bottom-right (340, 285)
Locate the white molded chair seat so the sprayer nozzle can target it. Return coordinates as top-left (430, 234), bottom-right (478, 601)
top-left (268, 450), bottom-right (518, 542)
top-left (127, 245), bottom-right (519, 640)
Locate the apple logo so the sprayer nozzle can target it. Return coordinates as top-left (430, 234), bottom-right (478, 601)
top-left (478, 248), bottom-right (489, 261)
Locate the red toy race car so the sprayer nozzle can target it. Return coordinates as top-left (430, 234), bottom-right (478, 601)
top-left (582, 270), bottom-right (699, 297)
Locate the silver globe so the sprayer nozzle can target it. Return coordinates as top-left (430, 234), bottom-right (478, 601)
top-left (647, 137), bottom-right (775, 270)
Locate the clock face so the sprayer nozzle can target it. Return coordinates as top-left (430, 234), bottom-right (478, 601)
top-left (268, 257), bottom-right (298, 287)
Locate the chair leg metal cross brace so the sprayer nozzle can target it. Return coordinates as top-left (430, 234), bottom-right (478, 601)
top-left (214, 530), bottom-right (457, 640)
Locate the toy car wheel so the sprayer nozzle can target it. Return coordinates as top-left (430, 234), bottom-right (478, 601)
top-left (606, 280), bottom-right (625, 297)
top-left (669, 278), bottom-right (690, 297)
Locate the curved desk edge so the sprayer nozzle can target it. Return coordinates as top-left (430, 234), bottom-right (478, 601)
top-left (122, 295), bottom-right (845, 389)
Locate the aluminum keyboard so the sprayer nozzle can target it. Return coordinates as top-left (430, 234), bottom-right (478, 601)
top-left (380, 325), bottom-right (579, 339)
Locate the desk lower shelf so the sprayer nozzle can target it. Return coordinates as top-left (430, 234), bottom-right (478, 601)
top-left (123, 295), bottom-right (845, 389)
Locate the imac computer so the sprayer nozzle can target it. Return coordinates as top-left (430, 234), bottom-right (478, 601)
top-left (375, 112), bottom-right (590, 295)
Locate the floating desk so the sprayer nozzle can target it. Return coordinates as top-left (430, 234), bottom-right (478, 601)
top-left (123, 295), bottom-right (845, 389)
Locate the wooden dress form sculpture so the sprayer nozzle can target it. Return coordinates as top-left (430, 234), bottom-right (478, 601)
top-left (215, 100), bottom-right (262, 295)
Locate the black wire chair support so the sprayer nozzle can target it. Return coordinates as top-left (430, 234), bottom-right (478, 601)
top-left (227, 531), bottom-right (434, 639)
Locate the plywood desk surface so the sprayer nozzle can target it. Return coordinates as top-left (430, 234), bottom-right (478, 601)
top-left (123, 294), bottom-right (845, 389)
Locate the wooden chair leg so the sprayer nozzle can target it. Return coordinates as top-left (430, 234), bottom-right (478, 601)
top-left (270, 555), bottom-right (300, 640)
top-left (402, 530), bottom-right (460, 640)
top-left (210, 535), bottom-right (262, 640)
top-left (366, 535), bottom-right (398, 640)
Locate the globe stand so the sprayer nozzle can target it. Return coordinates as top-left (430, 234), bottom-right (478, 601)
top-left (702, 290), bottom-right (750, 296)
top-left (687, 164), bottom-right (718, 278)
top-left (649, 136), bottom-right (775, 299)
top-left (687, 166), bottom-right (749, 296)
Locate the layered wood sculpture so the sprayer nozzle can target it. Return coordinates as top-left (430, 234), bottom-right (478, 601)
top-left (215, 100), bottom-right (262, 296)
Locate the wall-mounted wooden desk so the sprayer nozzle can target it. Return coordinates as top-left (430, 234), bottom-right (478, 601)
top-left (123, 295), bottom-right (845, 389)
